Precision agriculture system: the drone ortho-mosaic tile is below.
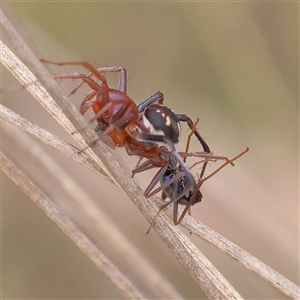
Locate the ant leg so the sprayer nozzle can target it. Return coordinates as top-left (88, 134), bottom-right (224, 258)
top-left (173, 201), bottom-right (179, 223)
top-left (136, 133), bottom-right (196, 202)
top-left (177, 114), bottom-right (211, 153)
top-left (177, 115), bottom-right (234, 165)
top-left (183, 117), bottom-right (199, 163)
top-left (173, 148), bottom-right (249, 226)
top-left (146, 191), bottom-right (183, 234)
top-left (132, 159), bottom-right (155, 177)
top-left (146, 170), bottom-right (186, 198)
top-left (137, 91), bottom-right (164, 112)
top-left (172, 150), bottom-right (250, 228)
top-left (170, 148), bottom-right (249, 224)
top-left (179, 152), bottom-right (235, 165)
top-left (143, 164), bottom-right (169, 197)
top-left (172, 118), bottom-right (207, 226)
top-left (131, 157), bottom-right (144, 178)
top-left (189, 159), bottom-right (213, 171)
top-left (135, 133), bottom-right (187, 171)
top-left (137, 149), bottom-right (184, 198)
top-left (174, 180), bottom-right (204, 226)
top-left (175, 115), bottom-right (222, 223)
top-left (200, 147), bottom-right (249, 184)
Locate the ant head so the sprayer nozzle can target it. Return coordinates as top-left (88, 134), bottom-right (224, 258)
top-left (142, 104), bottom-right (181, 144)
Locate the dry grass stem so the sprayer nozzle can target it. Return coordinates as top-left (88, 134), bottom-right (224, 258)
top-left (0, 104), bottom-right (111, 183)
top-left (4, 102), bottom-right (298, 298)
top-left (0, 33), bottom-right (116, 184)
top-left (2, 121), bottom-right (184, 300)
top-left (0, 151), bottom-right (146, 300)
top-left (180, 215), bottom-right (300, 299)
top-left (1, 6), bottom-right (299, 299)
top-left (1, 17), bottom-right (244, 299)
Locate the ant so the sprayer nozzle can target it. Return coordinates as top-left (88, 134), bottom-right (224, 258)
top-left (40, 59), bottom-right (216, 205)
top-left (131, 119), bottom-right (208, 223)
top-left (132, 116), bottom-right (248, 233)
top-left (141, 144), bottom-right (249, 233)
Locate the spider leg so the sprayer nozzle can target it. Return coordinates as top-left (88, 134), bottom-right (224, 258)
top-left (96, 66), bottom-right (127, 93)
top-left (102, 106), bottom-right (139, 138)
top-left (80, 90), bottom-right (99, 114)
top-left (40, 59), bottom-right (108, 84)
top-left (51, 73), bottom-right (102, 92)
top-left (137, 91), bottom-right (164, 112)
top-left (69, 66), bottom-right (126, 96)
top-left (68, 72), bottom-right (93, 96)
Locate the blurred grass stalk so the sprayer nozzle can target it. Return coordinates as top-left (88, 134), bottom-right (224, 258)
top-left (0, 8), bottom-right (242, 300)
top-left (1, 6), bottom-right (299, 300)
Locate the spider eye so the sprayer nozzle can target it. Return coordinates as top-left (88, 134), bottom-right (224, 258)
top-left (143, 104), bottom-right (181, 144)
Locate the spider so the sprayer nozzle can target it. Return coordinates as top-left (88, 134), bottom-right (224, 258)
top-left (40, 59), bottom-right (214, 204)
top-left (40, 59), bottom-right (247, 232)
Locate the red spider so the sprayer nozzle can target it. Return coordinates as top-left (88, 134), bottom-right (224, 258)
top-left (40, 59), bottom-right (247, 232)
top-left (40, 59), bottom-right (219, 204)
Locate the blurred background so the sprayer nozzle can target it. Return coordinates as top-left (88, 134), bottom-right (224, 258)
top-left (2, 2), bottom-right (298, 299)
